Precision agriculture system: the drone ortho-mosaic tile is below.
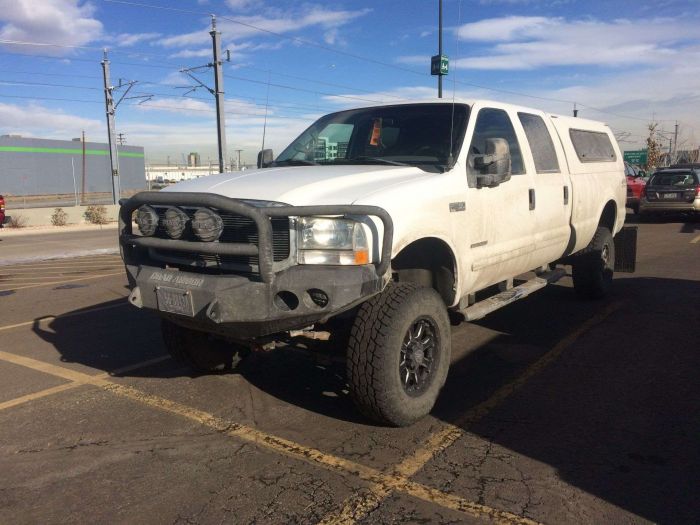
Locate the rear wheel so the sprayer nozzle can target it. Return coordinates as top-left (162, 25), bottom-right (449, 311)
top-left (346, 283), bottom-right (451, 427)
top-left (161, 319), bottom-right (249, 373)
top-left (572, 226), bottom-right (615, 299)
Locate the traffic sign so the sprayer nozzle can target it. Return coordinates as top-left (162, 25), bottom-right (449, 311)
top-left (431, 55), bottom-right (449, 76)
top-left (623, 150), bottom-right (647, 165)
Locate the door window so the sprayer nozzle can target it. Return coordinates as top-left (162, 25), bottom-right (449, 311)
top-left (468, 108), bottom-right (524, 184)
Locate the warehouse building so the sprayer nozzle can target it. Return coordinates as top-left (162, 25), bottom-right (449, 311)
top-left (0, 135), bottom-right (146, 196)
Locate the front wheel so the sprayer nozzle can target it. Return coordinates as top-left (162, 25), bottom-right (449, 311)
top-left (161, 319), bottom-right (249, 373)
top-left (572, 226), bottom-right (615, 299)
top-left (346, 283), bottom-right (451, 427)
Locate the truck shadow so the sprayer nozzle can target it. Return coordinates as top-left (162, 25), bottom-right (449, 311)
top-left (33, 275), bottom-right (699, 523)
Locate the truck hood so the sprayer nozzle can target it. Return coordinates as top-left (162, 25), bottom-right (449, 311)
top-left (163, 165), bottom-right (430, 206)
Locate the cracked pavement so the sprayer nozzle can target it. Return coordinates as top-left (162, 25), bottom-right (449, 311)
top-left (1, 216), bottom-right (699, 524)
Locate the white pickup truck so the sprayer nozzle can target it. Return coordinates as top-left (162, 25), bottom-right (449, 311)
top-left (119, 99), bottom-right (636, 426)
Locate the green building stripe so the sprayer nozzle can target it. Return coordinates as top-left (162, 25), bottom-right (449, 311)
top-left (0, 146), bottom-right (144, 158)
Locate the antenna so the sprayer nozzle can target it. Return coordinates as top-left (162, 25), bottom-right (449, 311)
top-left (447, 0), bottom-right (463, 170)
top-left (260, 70), bottom-right (271, 153)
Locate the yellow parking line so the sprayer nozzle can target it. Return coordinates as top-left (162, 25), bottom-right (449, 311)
top-left (319, 301), bottom-right (623, 524)
top-left (0, 383), bottom-right (81, 411)
top-left (0, 270), bottom-right (124, 292)
top-left (0, 301), bottom-right (129, 333)
top-left (0, 349), bottom-right (537, 524)
top-left (0, 356), bottom-right (170, 413)
top-left (691, 235), bottom-right (700, 244)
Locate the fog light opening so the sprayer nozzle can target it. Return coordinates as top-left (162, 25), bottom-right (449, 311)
top-left (307, 288), bottom-right (329, 308)
top-left (274, 291), bottom-right (299, 311)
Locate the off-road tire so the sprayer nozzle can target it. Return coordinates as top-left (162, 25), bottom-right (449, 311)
top-left (346, 283), bottom-right (451, 427)
top-left (572, 226), bottom-right (615, 300)
top-left (161, 319), bottom-right (249, 373)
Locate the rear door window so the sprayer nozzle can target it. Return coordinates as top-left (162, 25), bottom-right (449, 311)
top-left (569, 129), bottom-right (616, 162)
top-left (518, 113), bottom-right (559, 173)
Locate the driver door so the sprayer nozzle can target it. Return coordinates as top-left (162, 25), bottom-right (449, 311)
top-left (463, 107), bottom-right (538, 290)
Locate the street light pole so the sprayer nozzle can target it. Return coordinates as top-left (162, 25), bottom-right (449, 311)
top-left (438, 0), bottom-right (443, 99)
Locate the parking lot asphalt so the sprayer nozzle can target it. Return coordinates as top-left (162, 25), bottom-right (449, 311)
top-left (0, 227), bottom-right (118, 266)
top-left (0, 216), bottom-right (698, 525)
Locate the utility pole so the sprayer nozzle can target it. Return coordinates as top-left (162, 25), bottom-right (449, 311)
top-left (438, 0), bottom-right (443, 98)
top-left (101, 50), bottom-right (150, 204)
top-left (573, 103), bottom-right (579, 117)
top-left (235, 149), bottom-right (243, 170)
top-left (117, 132), bottom-right (126, 145)
top-left (101, 50), bottom-right (120, 205)
top-left (179, 16), bottom-right (229, 174)
top-left (211, 16), bottom-right (227, 173)
top-left (673, 121), bottom-right (679, 155)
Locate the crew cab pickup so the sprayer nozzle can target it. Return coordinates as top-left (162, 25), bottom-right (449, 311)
top-left (120, 100), bottom-right (636, 426)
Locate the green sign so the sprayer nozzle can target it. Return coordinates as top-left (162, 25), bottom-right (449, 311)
top-left (431, 55), bottom-right (449, 76)
top-left (623, 150), bottom-right (647, 165)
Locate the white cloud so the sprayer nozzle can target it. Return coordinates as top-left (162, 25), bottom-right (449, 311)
top-left (225, 0), bottom-right (253, 9)
top-left (158, 5), bottom-right (371, 48)
top-left (454, 16), bottom-right (700, 70)
top-left (136, 97), bottom-right (214, 115)
top-left (168, 47), bottom-right (212, 59)
top-left (0, 102), bottom-right (102, 138)
top-left (115, 32), bottom-right (161, 47)
top-left (0, 0), bottom-right (102, 53)
top-left (458, 16), bottom-right (551, 42)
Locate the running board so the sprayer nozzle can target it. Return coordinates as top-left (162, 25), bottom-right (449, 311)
top-left (460, 268), bottom-right (566, 322)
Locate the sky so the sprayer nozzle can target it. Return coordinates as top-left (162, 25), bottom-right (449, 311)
top-left (0, 0), bottom-right (699, 166)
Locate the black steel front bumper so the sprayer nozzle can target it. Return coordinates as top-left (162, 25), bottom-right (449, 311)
top-left (119, 192), bottom-right (394, 338)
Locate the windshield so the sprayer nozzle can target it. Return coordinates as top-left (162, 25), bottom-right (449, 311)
top-left (275, 103), bottom-right (469, 172)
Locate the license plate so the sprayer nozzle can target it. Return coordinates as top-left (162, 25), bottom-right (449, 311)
top-left (662, 193), bottom-right (678, 199)
top-left (156, 287), bottom-right (195, 316)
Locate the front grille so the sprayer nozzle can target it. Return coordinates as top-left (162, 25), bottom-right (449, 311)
top-left (150, 207), bottom-right (290, 271)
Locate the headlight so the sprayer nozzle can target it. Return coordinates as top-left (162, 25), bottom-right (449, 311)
top-left (163, 206), bottom-right (189, 239)
top-left (191, 208), bottom-right (223, 242)
top-left (135, 205), bottom-right (158, 236)
top-left (297, 217), bottom-right (369, 265)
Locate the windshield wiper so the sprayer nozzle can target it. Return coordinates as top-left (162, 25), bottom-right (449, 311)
top-left (349, 157), bottom-right (410, 167)
top-left (273, 159), bottom-right (319, 166)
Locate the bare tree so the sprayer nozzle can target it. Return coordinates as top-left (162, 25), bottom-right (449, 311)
top-left (646, 122), bottom-right (662, 171)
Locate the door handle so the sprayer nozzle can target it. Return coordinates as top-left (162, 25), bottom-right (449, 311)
top-left (529, 188), bottom-right (536, 210)
top-left (563, 186), bottom-right (569, 205)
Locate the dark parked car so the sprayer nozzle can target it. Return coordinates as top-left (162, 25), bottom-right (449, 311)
top-left (639, 167), bottom-right (700, 219)
top-left (0, 195), bottom-right (5, 227)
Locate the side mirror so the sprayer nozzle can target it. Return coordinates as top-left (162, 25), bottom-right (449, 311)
top-left (474, 138), bottom-right (512, 188)
top-left (257, 149), bottom-right (274, 168)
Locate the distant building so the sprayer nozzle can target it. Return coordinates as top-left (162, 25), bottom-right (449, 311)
top-left (187, 152), bottom-right (200, 167)
top-left (0, 135), bottom-right (146, 196)
top-left (145, 163), bottom-right (221, 183)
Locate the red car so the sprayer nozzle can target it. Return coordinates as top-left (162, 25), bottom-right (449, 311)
top-left (0, 195), bottom-right (5, 227)
top-left (625, 162), bottom-right (647, 214)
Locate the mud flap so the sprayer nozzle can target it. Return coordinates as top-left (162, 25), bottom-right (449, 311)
top-left (614, 226), bottom-right (637, 273)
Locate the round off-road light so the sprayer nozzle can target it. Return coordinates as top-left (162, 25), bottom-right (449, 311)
top-left (163, 206), bottom-right (189, 239)
top-left (191, 208), bottom-right (223, 242)
top-left (135, 205), bottom-right (158, 236)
